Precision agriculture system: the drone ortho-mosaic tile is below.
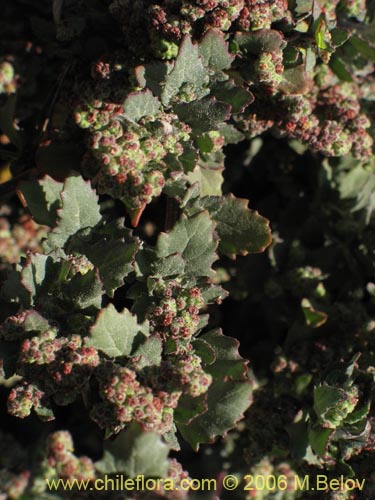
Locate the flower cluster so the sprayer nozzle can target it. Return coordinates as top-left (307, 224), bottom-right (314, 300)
top-left (0, 213), bottom-right (48, 269)
top-left (245, 459), bottom-right (298, 500)
top-left (0, 470), bottom-right (30, 500)
top-left (238, 80), bottom-right (373, 158)
top-left (91, 363), bottom-right (180, 436)
top-left (0, 431), bottom-right (29, 500)
top-left (7, 383), bottom-right (52, 420)
top-left (75, 100), bottom-right (191, 215)
top-left (8, 330), bottom-right (100, 417)
top-left (339, 0), bottom-right (367, 18)
top-left (145, 354), bottom-right (213, 398)
top-left (237, 0), bottom-right (291, 31)
top-left (148, 280), bottom-right (205, 353)
top-left (253, 50), bottom-right (284, 88)
top-left (156, 459), bottom-right (191, 500)
top-left (109, 0), bottom-right (245, 58)
top-left (109, 0), bottom-right (293, 59)
top-left (0, 311), bottom-right (42, 341)
top-left (44, 431), bottom-right (96, 481)
top-left (172, 355), bottom-right (212, 397)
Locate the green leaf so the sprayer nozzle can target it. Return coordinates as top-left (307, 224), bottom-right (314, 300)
top-left (187, 165), bottom-right (224, 197)
top-left (177, 380), bottom-right (252, 450)
top-left (218, 124), bottom-right (245, 145)
top-left (46, 175), bottom-right (101, 249)
top-left (21, 254), bottom-right (56, 304)
top-left (173, 98), bottom-right (231, 134)
top-left (81, 238), bottom-right (139, 298)
top-left (163, 426), bottom-right (180, 451)
top-left (314, 385), bottom-right (344, 418)
top-left (338, 421), bottom-right (371, 463)
top-left (150, 254), bottom-right (185, 277)
top-left (344, 400), bottom-right (371, 425)
top-left (161, 36), bottom-right (209, 105)
top-left (350, 35), bottom-right (375, 61)
top-left (213, 82), bottom-right (254, 114)
top-left (156, 212), bottom-right (218, 277)
top-left (199, 329), bottom-right (248, 380)
top-left (68, 220), bottom-right (140, 297)
top-left (62, 269), bottom-right (103, 310)
top-left (330, 28), bottom-right (351, 48)
top-left (309, 426), bottom-right (333, 457)
top-left (301, 298), bottom-right (328, 328)
top-left (294, 0), bottom-right (313, 15)
top-left (134, 61), bottom-right (169, 98)
top-left (175, 394), bottom-right (208, 425)
top-left (190, 194), bottom-right (272, 257)
top-left (87, 304), bottom-right (149, 358)
top-left (105, 422), bottom-right (169, 477)
top-left (131, 335), bottom-right (162, 368)
top-left (278, 66), bottom-right (312, 95)
top-left (198, 30), bottom-right (234, 71)
top-left (179, 143), bottom-right (199, 173)
top-left (337, 161), bottom-right (375, 223)
top-left (235, 29), bottom-right (284, 55)
top-left (314, 15), bottom-right (330, 50)
top-left (192, 338), bottom-right (216, 365)
top-left (330, 56), bottom-right (353, 82)
top-left (283, 46), bottom-right (301, 66)
top-left (124, 90), bottom-right (161, 122)
top-left (95, 451), bottom-right (117, 475)
top-left (177, 328), bottom-right (252, 448)
top-left (20, 253), bottom-right (103, 313)
top-left (19, 176), bottom-right (63, 227)
top-left (313, 383), bottom-right (359, 428)
top-left (21, 310), bottom-right (50, 332)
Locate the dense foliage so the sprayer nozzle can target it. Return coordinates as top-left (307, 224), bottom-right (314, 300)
top-left (0, 0), bottom-right (375, 499)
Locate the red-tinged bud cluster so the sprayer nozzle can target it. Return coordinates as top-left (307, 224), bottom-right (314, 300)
top-left (173, 354), bottom-right (212, 396)
top-left (75, 99), bottom-right (191, 212)
top-left (46, 431), bottom-right (96, 481)
top-left (145, 354), bottom-right (213, 398)
top-left (0, 214), bottom-right (48, 269)
top-left (238, 81), bottom-right (373, 158)
top-left (237, 0), bottom-right (291, 31)
top-left (0, 311), bottom-right (39, 341)
top-left (15, 330), bottom-right (100, 408)
top-left (109, 0), bottom-right (246, 58)
top-left (339, 0), bottom-right (367, 18)
top-left (253, 50), bottom-right (284, 88)
top-left (148, 280), bottom-right (205, 353)
top-left (155, 459), bottom-right (191, 500)
top-left (0, 432), bottom-right (29, 499)
top-left (7, 383), bottom-right (52, 420)
top-left (0, 470), bottom-right (30, 500)
top-left (245, 459), bottom-right (297, 500)
top-left (109, 0), bottom-right (293, 59)
top-left (91, 363), bottom-right (180, 436)
top-left (91, 59), bottom-right (112, 81)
